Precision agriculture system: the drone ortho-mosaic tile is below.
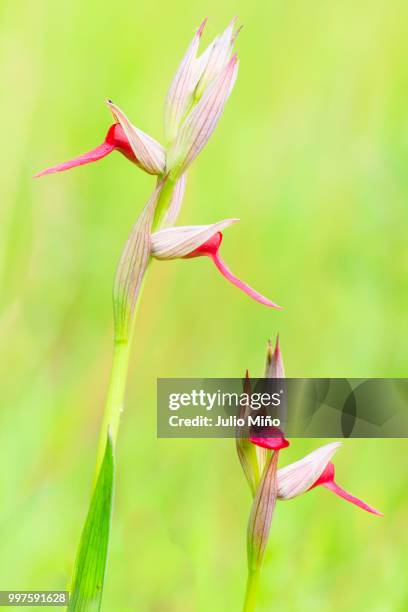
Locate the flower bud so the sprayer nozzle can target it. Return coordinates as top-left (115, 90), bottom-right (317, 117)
top-left (166, 55), bottom-right (239, 176)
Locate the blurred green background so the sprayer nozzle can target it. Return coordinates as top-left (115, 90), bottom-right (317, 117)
top-left (1, 0), bottom-right (407, 610)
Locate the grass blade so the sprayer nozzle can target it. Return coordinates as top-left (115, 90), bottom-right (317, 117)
top-left (68, 434), bottom-right (115, 611)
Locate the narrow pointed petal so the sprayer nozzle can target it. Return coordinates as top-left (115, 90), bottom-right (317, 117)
top-left (211, 253), bottom-right (282, 309)
top-left (195, 17), bottom-right (237, 98)
top-left (151, 219), bottom-right (238, 259)
top-left (323, 481), bottom-right (383, 516)
top-left (167, 55), bottom-right (239, 176)
top-left (164, 18), bottom-right (207, 143)
top-left (107, 101), bottom-right (166, 175)
top-left (265, 335), bottom-right (285, 378)
top-left (34, 142), bottom-right (115, 177)
top-left (162, 174), bottom-right (187, 227)
top-left (277, 442), bottom-right (342, 500)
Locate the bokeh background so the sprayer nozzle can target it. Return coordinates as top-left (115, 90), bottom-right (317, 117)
top-left (1, 1), bottom-right (407, 610)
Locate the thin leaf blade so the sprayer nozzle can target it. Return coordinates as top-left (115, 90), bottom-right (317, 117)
top-left (69, 435), bottom-right (115, 612)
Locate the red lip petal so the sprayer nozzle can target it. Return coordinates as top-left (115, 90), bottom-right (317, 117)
top-left (34, 142), bottom-right (115, 177)
top-left (212, 253), bottom-right (282, 310)
top-left (323, 481), bottom-right (383, 516)
top-left (250, 435), bottom-right (290, 451)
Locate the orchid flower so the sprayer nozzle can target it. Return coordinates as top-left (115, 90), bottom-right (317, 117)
top-left (150, 220), bottom-right (282, 309)
top-left (273, 441), bottom-right (383, 516)
top-left (35, 18), bottom-right (240, 204)
top-left (34, 103), bottom-right (166, 178)
top-left (240, 340), bottom-right (382, 612)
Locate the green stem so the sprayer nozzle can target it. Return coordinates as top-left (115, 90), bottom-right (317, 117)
top-left (242, 568), bottom-right (261, 612)
top-left (94, 339), bottom-right (131, 475)
top-left (93, 178), bottom-right (176, 478)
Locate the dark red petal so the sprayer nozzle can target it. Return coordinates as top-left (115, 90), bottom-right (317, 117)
top-left (250, 435), bottom-right (290, 451)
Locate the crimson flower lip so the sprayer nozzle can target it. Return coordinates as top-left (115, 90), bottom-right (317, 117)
top-left (150, 221), bottom-right (282, 309)
top-left (33, 123), bottom-right (136, 178)
top-left (34, 101), bottom-right (166, 178)
top-left (308, 461), bottom-right (383, 516)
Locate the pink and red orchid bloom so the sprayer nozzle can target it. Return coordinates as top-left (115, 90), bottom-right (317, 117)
top-left (242, 338), bottom-right (382, 517)
top-left (151, 220), bottom-right (282, 309)
top-left (248, 407), bottom-right (382, 515)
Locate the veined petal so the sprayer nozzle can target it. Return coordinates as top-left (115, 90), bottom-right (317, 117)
top-left (247, 451), bottom-right (279, 571)
top-left (151, 219), bottom-right (238, 259)
top-left (164, 18), bottom-right (207, 143)
top-left (195, 17), bottom-right (237, 99)
top-left (162, 174), bottom-right (187, 227)
top-left (167, 54), bottom-right (239, 176)
top-left (107, 100), bottom-right (166, 175)
top-left (277, 442), bottom-right (342, 500)
top-left (113, 182), bottom-right (164, 341)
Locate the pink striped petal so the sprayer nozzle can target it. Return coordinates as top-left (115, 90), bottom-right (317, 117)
top-left (151, 219), bottom-right (238, 259)
top-left (195, 17), bottom-right (238, 99)
top-left (162, 174), bottom-right (187, 227)
top-left (167, 54), bottom-right (239, 176)
top-left (277, 443), bottom-right (342, 500)
top-left (247, 450), bottom-right (280, 570)
top-left (107, 100), bottom-right (166, 175)
top-left (164, 18), bottom-right (207, 143)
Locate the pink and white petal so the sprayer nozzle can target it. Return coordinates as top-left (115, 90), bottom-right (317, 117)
top-left (196, 17), bottom-right (237, 98)
top-left (167, 55), bottom-right (239, 175)
top-left (107, 101), bottom-right (166, 175)
top-left (151, 218), bottom-right (239, 259)
top-left (162, 174), bottom-right (187, 227)
top-left (277, 442), bottom-right (342, 500)
top-left (164, 19), bottom-right (207, 143)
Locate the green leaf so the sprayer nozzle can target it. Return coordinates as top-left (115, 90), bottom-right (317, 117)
top-left (68, 434), bottom-right (115, 612)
